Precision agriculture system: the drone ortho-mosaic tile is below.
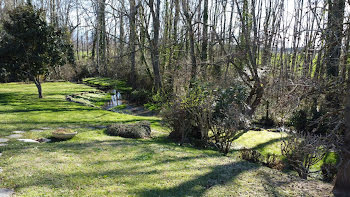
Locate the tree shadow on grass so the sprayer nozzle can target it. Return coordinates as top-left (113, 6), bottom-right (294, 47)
top-left (0, 119), bottom-right (162, 132)
top-left (137, 160), bottom-right (259, 197)
top-left (251, 136), bottom-right (290, 151)
top-left (6, 136), bottom-right (259, 197)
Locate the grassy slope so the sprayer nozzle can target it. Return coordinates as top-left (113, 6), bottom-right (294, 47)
top-left (0, 82), bottom-right (333, 196)
top-left (0, 82), bottom-right (162, 135)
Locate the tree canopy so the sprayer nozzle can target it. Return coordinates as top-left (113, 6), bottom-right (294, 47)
top-left (0, 3), bottom-right (74, 98)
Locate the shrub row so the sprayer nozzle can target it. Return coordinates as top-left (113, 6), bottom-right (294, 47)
top-left (105, 121), bottom-right (151, 139)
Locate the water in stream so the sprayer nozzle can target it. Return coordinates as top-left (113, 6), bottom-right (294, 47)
top-left (105, 90), bottom-right (123, 109)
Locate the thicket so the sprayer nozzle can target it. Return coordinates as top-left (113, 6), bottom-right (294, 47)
top-left (162, 83), bottom-right (249, 154)
top-left (281, 132), bottom-right (333, 179)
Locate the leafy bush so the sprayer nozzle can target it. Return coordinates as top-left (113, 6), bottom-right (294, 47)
top-left (144, 91), bottom-right (166, 112)
top-left (106, 121), bottom-right (151, 139)
top-left (289, 109), bottom-right (308, 132)
top-left (162, 100), bottom-right (193, 143)
top-left (210, 86), bottom-right (249, 154)
top-left (144, 103), bottom-right (161, 112)
top-left (281, 132), bottom-right (332, 179)
top-left (162, 84), bottom-right (212, 145)
top-left (129, 89), bottom-right (151, 104)
top-left (265, 153), bottom-right (285, 170)
top-left (240, 149), bottom-right (262, 163)
top-left (162, 83), bottom-right (249, 153)
top-left (288, 101), bottom-right (328, 135)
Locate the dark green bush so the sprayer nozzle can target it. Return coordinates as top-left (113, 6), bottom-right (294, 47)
top-left (258, 117), bottom-right (275, 128)
top-left (321, 163), bottom-right (337, 182)
top-left (162, 83), bottom-right (249, 152)
top-left (289, 107), bottom-right (328, 135)
top-left (289, 109), bottom-right (308, 132)
top-left (144, 91), bottom-right (166, 112)
top-left (129, 89), bottom-right (151, 104)
top-left (162, 100), bottom-right (193, 143)
top-left (106, 121), bottom-right (151, 139)
top-left (162, 84), bottom-right (212, 145)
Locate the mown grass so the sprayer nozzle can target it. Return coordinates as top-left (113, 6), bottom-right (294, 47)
top-left (70, 91), bottom-right (112, 107)
top-left (0, 82), bottom-right (162, 136)
top-left (82, 77), bottom-right (132, 93)
top-left (0, 82), bottom-right (333, 196)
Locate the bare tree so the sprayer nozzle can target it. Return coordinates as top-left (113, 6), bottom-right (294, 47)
top-left (148, 0), bottom-right (162, 91)
top-left (325, 0), bottom-right (346, 77)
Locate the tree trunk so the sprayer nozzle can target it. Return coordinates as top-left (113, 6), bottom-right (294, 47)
top-left (149, 0), bottom-right (162, 91)
top-left (182, 0), bottom-right (197, 83)
top-left (97, 0), bottom-right (106, 75)
top-left (200, 0), bottom-right (208, 78)
top-left (325, 0), bottom-right (345, 77)
top-left (333, 90), bottom-right (350, 196)
top-left (33, 77), bottom-right (43, 98)
top-left (76, 0), bottom-right (79, 60)
top-left (128, 0), bottom-right (137, 87)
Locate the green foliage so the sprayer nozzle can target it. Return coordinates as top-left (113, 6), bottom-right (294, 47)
top-left (106, 121), bottom-right (151, 139)
top-left (288, 105), bottom-right (327, 135)
top-left (209, 86), bottom-right (249, 154)
top-left (212, 85), bottom-right (247, 120)
top-left (289, 109), bottom-right (308, 132)
top-left (144, 103), bottom-right (161, 112)
top-left (129, 89), bottom-right (151, 104)
top-left (144, 91), bottom-right (167, 112)
top-left (240, 149), bottom-right (262, 163)
top-left (162, 83), bottom-right (213, 144)
top-left (0, 4), bottom-right (74, 82)
top-left (163, 82), bottom-right (249, 153)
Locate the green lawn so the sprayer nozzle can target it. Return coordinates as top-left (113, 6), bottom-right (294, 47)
top-left (0, 82), bottom-right (333, 196)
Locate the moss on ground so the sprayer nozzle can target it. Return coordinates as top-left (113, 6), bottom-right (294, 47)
top-left (82, 77), bottom-right (132, 93)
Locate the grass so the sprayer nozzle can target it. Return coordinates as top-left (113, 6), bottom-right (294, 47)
top-left (70, 91), bottom-right (112, 107)
top-left (232, 130), bottom-right (288, 156)
top-left (110, 104), bottom-right (127, 110)
top-left (0, 82), bottom-right (161, 135)
top-left (233, 130), bottom-right (338, 173)
top-left (82, 77), bottom-right (132, 93)
top-left (0, 82), bottom-right (333, 196)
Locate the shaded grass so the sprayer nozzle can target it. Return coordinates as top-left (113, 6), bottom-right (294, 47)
top-left (0, 82), bottom-right (333, 196)
top-left (233, 130), bottom-right (338, 173)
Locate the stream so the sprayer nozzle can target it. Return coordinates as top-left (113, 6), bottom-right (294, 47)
top-left (104, 90), bottom-right (123, 109)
